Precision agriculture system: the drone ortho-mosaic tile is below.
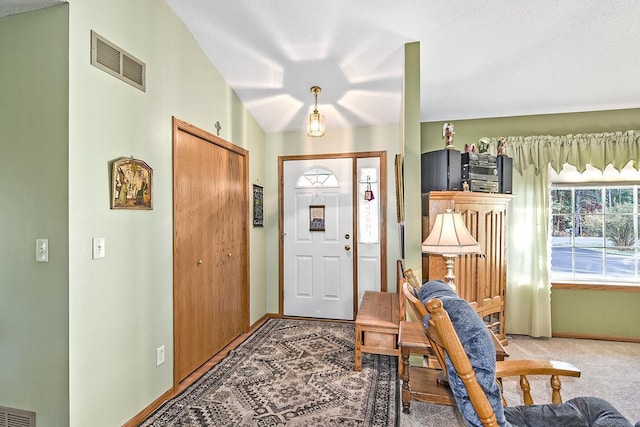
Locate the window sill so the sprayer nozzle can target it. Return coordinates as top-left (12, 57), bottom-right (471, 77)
top-left (551, 282), bottom-right (640, 292)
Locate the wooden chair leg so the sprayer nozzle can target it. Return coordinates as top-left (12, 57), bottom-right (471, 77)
top-left (401, 350), bottom-right (412, 413)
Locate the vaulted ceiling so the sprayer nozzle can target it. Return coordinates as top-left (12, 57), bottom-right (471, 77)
top-left (166, 0), bottom-right (640, 133)
top-left (5, 0), bottom-right (640, 134)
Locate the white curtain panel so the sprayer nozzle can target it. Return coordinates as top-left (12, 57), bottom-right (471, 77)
top-left (482, 130), bottom-right (640, 336)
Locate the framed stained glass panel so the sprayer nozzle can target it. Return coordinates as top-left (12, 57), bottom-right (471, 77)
top-left (253, 184), bottom-right (264, 227)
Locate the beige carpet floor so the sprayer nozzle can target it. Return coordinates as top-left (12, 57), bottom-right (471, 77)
top-left (399, 335), bottom-right (640, 426)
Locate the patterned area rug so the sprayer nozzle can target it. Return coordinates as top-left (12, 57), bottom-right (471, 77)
top-left (141, 318), bottom-right (398, 426)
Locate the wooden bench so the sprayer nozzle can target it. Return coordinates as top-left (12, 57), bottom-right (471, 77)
top-left (353, 260), bottom-right (406, 371)
top-left (354, 291), bottom-right (401, 371)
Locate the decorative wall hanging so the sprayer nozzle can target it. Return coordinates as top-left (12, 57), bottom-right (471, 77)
top-left (395, 154), bottom-right (404, 222)
top-left (309, 205), bottom-right (325, 231)
top-left (253, 184), bottom-right (264, 227)
top-left (364, 175), bottom-right (375, 201)
top-left (111, 157), bottom-right (152, 209)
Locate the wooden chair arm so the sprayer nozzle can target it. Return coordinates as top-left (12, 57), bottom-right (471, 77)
top-left (496, 359), bottom-right (581, 378)
top-left (496, 359), bottom-right (581, 406)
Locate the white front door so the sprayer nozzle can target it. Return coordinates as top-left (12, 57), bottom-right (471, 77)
top-left (283, 158), bottom-right (354, 320)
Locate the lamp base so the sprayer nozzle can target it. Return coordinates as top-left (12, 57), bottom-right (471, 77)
top-left (443, 255), bottom-right (457, 291)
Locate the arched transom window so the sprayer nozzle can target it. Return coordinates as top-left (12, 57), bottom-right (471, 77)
top-left (295, 166), bottom-right (339, 188)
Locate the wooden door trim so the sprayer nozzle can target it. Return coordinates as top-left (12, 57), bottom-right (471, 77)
top-left (172, 117), bottom-right (250, 389)
top-left (173, 117), bottom-right (249, 157)
top-left (278, 151), bottom-right (387, 318)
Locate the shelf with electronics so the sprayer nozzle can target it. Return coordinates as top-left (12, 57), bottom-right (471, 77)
top-left (420, 127), bottom-right (513, 342)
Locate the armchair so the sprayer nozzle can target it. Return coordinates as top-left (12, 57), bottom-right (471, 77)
top-left (418, 280), bottom-right (635, 427)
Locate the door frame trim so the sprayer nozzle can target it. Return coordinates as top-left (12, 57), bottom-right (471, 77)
top-left (278, 151), bottom-right (387, 318)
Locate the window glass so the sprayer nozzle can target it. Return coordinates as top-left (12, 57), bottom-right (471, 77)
top-left (605, 188), bottom-right (633, 213)
top-left (551, 189), bottom-right (573, 246)
top-left (295, 166), bottom-right (338, 188)
top-left (358, 165), bottom-right (379, 244)
top-left (550, 183), bottom-right (639, 284)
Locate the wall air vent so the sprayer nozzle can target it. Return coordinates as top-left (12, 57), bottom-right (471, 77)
top-left (91, 30), bottom-right (146, 92)
top-left (0, 406), bottom-right (36, 427)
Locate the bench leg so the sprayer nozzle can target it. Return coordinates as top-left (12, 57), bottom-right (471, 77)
top-left (354, 324), bottom-right (362, 371)
top-left (401, 349), bottom-right (411, 414)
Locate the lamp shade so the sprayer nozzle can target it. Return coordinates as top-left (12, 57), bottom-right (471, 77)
top-left (422, 209), bottom-right (481, 255)
top-left (307, 85), bottom-right (325, 137)
top-left (307, 111), bottom-right (325, 137)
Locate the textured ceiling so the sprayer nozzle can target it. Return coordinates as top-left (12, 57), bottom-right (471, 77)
top-left (0, 0), bottom-right (64, 18)
top-left (4, 1), bottom-right (639, 134)
top-left (166, 0), bottom-right (640, 133)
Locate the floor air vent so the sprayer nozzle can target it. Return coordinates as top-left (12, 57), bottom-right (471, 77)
top-left (91, 30), bottom-right (146, 92)
top-left (0, 406), bottom-right (36, 427)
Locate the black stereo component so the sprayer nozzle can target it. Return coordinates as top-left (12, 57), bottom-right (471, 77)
top-left (468, 179), bottom-right (499, 193)
top-left (461, 153), bottom-right (498, 180)
top-left (461, 152), bottom-right (513, 194)
top-left (462, 152), bottom-right (498, 193)
top-left (497, 155), bottom-right (513, 194)
top-left (421, 149), bottom-right (461, 192)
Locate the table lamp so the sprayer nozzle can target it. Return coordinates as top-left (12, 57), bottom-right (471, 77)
top-left (421, 209), bottom-right (481, 291)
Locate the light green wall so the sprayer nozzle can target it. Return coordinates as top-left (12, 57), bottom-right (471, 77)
top-left (421, 108), bottom-right (640, 152)
top-left (264, 124), bottom-right (404, 310)
top-left (65, 0), bottom-right (266, 425)
top-left (1, 2), bottom-right (266, 425)
top-left (421, 109), bottom-right (640, 339)
top-left (0, 5), bottom-right (70, 425)
top-left (402, 42), bottom-right (423, 281)
top-left (551, 288), bottom-right (640, 339)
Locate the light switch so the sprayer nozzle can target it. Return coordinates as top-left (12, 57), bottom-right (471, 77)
top-left (92, 237), bottom-right (106, 259)
top-left (36, 238), bottom-right (49, 262)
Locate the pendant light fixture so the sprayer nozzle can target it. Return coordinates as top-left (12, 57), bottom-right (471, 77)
top-left (307, 86), bottom-right (325, 137)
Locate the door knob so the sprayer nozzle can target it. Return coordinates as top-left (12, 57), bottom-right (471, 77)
top-left (344, 244), bottom-right (351, 251)
top-left (197, 259), bottom-right (203, 265)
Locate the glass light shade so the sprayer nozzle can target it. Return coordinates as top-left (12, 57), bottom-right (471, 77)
top-left (307, 111), bottom-right (325, 137)
top-left (421, 210), bottom-right (480, 256)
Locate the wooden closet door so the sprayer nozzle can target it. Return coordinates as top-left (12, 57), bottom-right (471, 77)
top-left (173, 118), bottom-right (248, 385)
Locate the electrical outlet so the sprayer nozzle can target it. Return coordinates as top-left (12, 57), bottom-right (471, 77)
top-left (156, 345), bottom-right (165, 366)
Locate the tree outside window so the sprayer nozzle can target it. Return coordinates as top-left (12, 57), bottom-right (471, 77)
top-left (550, 185), bottom-right (639, 284)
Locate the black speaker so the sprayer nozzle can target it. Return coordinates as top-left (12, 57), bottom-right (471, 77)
top-left (497, 155), bottom-right (513, 194)
top-left (421, 149), bottom-right (461, 192)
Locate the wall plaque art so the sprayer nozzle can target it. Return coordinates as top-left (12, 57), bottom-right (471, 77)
top-left (309, 205), bottom-right (325, 231)
top-left (111, 157), bottom-right (152, 210)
